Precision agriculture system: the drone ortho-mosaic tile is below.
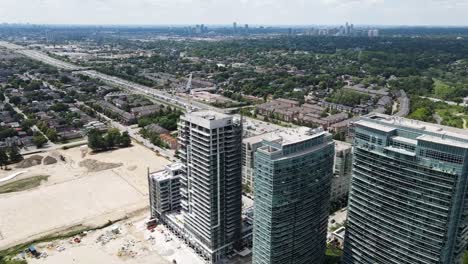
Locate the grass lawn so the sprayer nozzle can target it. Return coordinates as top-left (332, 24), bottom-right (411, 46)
top-left (0, 258), bottom-right (27, 264)
top-left (436, 108), bottom-right (465, 129)
top-left (433, 79), bottom-right (456, 100)
top-left (0, 175), bottom-right (49, 194)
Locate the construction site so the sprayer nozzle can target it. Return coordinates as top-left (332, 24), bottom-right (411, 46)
top-left (25, 213), bottom-right (199, 264)
top-left (0, 142), bottom-right (171, 253)
top-left (22, 211), bottom-right (248, 264)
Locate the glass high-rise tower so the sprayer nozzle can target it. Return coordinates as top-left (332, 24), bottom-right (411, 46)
top-left (252, 127), bottom-right (335, 264)
top-left (344, 113), bottom-right (468, 264)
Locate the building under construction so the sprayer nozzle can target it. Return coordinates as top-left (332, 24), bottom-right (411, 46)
top-left (148, 110), bottom-right (247, 263)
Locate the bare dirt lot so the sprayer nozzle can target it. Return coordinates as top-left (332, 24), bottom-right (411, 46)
top-left (24, 211), bottom-right (214, 264)
top-left (0, 143), bottom-right (170, 251)
top-left (24, 211), bottom-right (250, 264)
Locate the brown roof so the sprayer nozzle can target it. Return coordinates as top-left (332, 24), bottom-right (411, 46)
top-left (275, 98), bottom-right (300, 106)
top-left (160, 134), bottom-right (177, 143)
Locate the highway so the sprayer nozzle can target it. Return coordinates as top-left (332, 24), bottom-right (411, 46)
top-left (0, 41), bottom-right (248, 113)
top-left (0, 42), bottom-right (210, 111)
top-left (81, 69), bottom-right (208, 110)
top-left (0, 41), bottom-right (285, 133)
top-left (0, 41), bottom-right (82, 71)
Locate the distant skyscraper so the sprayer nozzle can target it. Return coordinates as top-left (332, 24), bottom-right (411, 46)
top-left (233, 22), bottom-right (237, 33)
top-left (339, 25), bottom-right (345, 36)
top-left (368, 29), bottom-right (379, 37)
top-left (252, 127), bottom-right (335, 264)
top-left (344, 113), bottom-right (468, 264)
top-left (45, 30), bottom-right (55, 43)
top-left (178, 110), bottom-right (243, 263)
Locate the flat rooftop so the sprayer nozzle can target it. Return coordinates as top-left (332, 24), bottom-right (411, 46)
top-left (335, 140), bottom-right (352, 152)
top-left (182, 110), bottom-right (240, 129)
top-left (355, 120), bottom-right (397, 133)
top-left (149, 163), bottom-right (183, 182)
top-left (418, 134), bottom-right (468, 148)
top-left (187, 110), bottom-right (231, 121)
top-left (360, 113), bottom-right (468, 145)
top-left (243, 132), bottom-right (274, 145)
top-left (262, 126), bottom-right (326, 146)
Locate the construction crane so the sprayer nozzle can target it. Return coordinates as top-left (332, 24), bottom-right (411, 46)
top-left (185, 73), bottom-right (193, 93)
top-left (185, 73), bottom-right (193, 113)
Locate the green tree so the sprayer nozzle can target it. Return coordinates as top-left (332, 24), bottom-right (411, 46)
top-left (7, 146), bottom-right (23, 163)
top-left (8, 96), bottom-right (21, 105)
top-left (49, 103), bottom-right (69, 112)
top-left (409, 107), bottom-right (434, 122)
top-left (20, 119), bottom-right (35, 131)
top-left (0, 128), bottom-right (17, 140)
top-left (32, 134), bottom-right (48, 148)
top-left (46, 129), bottom-right (58, 142)
top-left (119, 132), bottom-right (131, 147)
top-left (87, 129), bottom-right (106, 151)
top-left (0, 149), bottom-right (8, 169)
top-left (333, 132), bottom-right (346, 141)
top-left (105, 128), bottom-right (121, 148)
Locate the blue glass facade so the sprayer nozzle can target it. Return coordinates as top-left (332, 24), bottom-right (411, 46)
top-left (344, 114), bottom-right (468, 264)
top-left (252, 128), bottom-right (334, 264)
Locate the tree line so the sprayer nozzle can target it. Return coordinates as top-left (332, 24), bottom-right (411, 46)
top-left (0, 147), bottom-right (22, 169)
top-left (87, 128), bottom-right (131, 152)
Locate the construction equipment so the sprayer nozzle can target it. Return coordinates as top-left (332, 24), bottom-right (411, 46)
top-left (185, 73), bottom-right (192, 93)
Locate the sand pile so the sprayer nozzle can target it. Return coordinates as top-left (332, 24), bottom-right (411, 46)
top-left (16, 155), bottom-right (43, 168)
top-left (43, 156), bottom-right (58, 165)
top-left (79, 159), bottom-right (123, 172)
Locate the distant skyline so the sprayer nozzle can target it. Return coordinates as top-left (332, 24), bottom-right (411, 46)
top-left (1, 0), bottom-right (468, 26)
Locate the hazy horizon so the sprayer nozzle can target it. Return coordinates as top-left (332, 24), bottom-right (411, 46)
top-left (1, 0), bottom-right (468, 26)
top-left (2, 23), bottom-right (468, 28)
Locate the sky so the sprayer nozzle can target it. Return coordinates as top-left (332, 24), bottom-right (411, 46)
top-left (1, 0), bottom-right (467, 26)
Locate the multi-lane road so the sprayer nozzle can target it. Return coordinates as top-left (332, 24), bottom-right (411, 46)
top-left (0, 41), bottom-right (285, 141)
top-left (0, 41), bottom-right (216, 112)
top-left (0, 41), bottom-right (83, 71)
